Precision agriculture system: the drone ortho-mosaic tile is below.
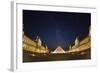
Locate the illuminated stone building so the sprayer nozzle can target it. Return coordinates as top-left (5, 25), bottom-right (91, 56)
top-left (23, 34), bottom-right (49, 54)
top-left (67, 34), bottom-right (90, 53)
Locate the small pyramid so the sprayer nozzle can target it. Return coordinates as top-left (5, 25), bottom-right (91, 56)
top-left (52, 46), bottom-right (65, 53)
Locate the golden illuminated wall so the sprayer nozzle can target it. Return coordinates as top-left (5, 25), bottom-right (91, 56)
top-left (23, 35), bottom-right (37, 47)
top-left (68, 35), bottom-right (90, 53)
top-left (80, 36), bottom-right (90, 45)
top-left (23, 35), bottom-right (49, 53)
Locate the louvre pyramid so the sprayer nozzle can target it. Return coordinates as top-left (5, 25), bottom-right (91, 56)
top-left (52, 46), bottom-right (65, 53)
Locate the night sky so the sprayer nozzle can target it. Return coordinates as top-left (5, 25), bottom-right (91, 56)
top-left (23, 10), bottom-right (91, 51)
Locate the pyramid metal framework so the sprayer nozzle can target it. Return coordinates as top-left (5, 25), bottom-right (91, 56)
top-left (52, 46), bottom-right (65, 53)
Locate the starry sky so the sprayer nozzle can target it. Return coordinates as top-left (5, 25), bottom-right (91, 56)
top-left (23, 10), bottom-right (91, 51)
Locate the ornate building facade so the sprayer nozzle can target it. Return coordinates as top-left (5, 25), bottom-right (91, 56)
top-left (23, 34), bottom-right (49, 54)
top-left (67, 35), bottom-right (90, 53)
